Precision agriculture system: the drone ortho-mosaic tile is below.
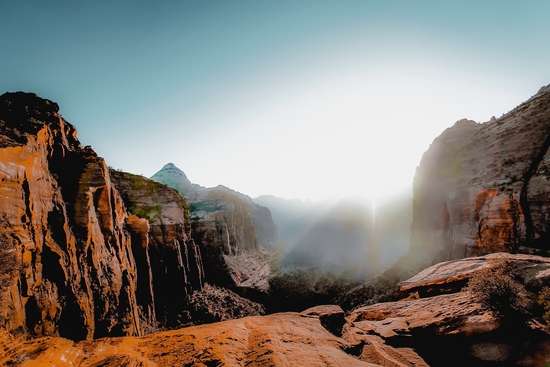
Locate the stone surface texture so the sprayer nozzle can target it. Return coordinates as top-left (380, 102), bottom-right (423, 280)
top-left (410, 84), bottom-right (550, 262)
top-left (2, 253), bottom-right (550, 366)
top-left (0, 92), bottom-right (204, 340)
top-left (0, 312), bottom-right (426, 367)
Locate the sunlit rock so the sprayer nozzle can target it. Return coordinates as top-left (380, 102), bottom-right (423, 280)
top-left (410, 84), bottom-right (550, 262)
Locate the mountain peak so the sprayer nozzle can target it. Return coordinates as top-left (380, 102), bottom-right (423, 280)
top-left (161, 162), bottom-right (182, 172)
top-left (151, 163), bottom-right (193, 193)
top-left (157, 162), bottom-right (189, 178)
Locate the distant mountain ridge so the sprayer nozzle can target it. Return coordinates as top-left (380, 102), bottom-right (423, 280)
top-left (254, 194), bottom-right (412, 278)
top-left (151, 163), bottom-right (279, 291)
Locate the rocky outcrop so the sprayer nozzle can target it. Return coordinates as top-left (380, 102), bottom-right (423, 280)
top-left (3, 253), bottom-right (550, 366)
top-left (0, 312), bottom-right (428, 367)
top-left (398, 252), bottom-right (550, 296)
top-left (347, 253), bottom-right (550, 365)
top-left (0, 93), bottom-right (205, 341)
top-left (109, 170), bottom-right (204, 329)
top-left (0, 92), bottom-right (143, 340)
top-left (151, 163), bottom-right (279, 290)
top-left (411, 84), bottom-right (550, 262)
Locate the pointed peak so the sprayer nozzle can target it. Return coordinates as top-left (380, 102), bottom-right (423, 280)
top-left (161, 162), bottom-right (180, 170)
top-left (159, 162), bottom-right (187, 175)
top-left (151, 162), bottom-right (190, 181)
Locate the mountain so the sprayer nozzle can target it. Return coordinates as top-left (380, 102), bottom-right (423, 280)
top-left (255, 195), bottom-right (412, 278)
top-left (0, 92), bottom-right (204, 340)
top-left (151, 163), bottom-right (279, 291)
top-left (410, 83), bottom-right (550, 263)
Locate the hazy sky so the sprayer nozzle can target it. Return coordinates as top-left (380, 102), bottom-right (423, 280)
top-left (2, 1), bottom-right (549, 201)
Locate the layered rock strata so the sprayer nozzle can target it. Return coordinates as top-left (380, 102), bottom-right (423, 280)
top-left (109, 170), bottom-right (204, 328)
top-left (347, 253), bottom-right (550, 365)
top-left (0, 92), bottom-right (205, 340)
top-left (151, 163), bottom-right (279, 291)
top-left (0, 92), bottom-right (141, 340)
top-left (411, 84), bottom-right (550, 261)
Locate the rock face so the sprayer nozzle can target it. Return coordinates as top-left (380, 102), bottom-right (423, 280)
top-left (109, 170), bottom-right (204, 329)
top-left (398, 252), bottom-right (550, 296)
top-left (151, 163), bottom-right (279, 290)
top-left (0, 93), bottom-right (205, 341)
top-left (411, 84), bottom-right (550, 262)
top-left (0, 92), bottom-right (142, 340)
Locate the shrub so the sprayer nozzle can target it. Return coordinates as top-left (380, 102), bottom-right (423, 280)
top-left (465, 257), bottom-right (531, 318)
top-left (184, 283), bottom-right (265, 325)
top-left (0, 230), bottom-right (19, 292)
top-left (537, 286), bottom-right (550, 329)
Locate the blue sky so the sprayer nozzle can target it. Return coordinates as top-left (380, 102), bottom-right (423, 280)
top-left (1, 1), bottom-right (549, 200)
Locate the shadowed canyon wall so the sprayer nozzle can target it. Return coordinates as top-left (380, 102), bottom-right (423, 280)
top-left (410, 84), bottom-right (550, 262)
top-left (0, 92), bottom-right (203, 340)
top-left (151, 163), bottom-right (279, 290)
top-left (109, 170), bottom-right (204, 328)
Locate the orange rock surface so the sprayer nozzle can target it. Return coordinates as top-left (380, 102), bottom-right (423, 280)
top-left (0, 312), bottom-right (428, 367)
top-left (0, 92), bottom-right (203, 341)
top-left (0, 93), bottom-right (145, 340)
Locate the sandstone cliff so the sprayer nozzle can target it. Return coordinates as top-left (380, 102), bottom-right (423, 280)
top-left (0, 92), bottom-right (142, 340)
top-left (109, 170), bottom-right (204, 328)
top-left (411, 84), bottom-right (550, 262)
top-left (151, 163), bottom-right (279, 291)
top-left (0, 92), bottom-right (204, 341)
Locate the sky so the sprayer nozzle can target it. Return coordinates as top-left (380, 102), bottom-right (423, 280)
top-left (1, 0), bottom-right (549, 201)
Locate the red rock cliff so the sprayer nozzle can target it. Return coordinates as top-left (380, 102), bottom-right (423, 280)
top-left (411, 84), bottom-right (550, 262)
top-left (0, 92), bottom-right (204, 341)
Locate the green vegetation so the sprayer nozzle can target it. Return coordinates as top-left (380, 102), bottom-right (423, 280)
top-left (189, 200), bottom-right (232, 216)
top-left (129, 204), bottom-right (163, 222)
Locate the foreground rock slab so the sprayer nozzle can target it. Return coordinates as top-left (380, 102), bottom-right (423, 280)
top-left (399, 252), bottom-right (550, 295)
top-left (1, 313), bottom-right (427, 367)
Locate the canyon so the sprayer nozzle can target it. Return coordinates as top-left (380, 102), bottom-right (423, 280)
top-left (1, 83), bottom-right (550, 365)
